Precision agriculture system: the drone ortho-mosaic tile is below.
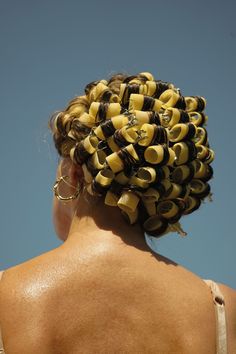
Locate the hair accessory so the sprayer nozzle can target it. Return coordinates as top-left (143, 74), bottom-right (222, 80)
top-left (196, 145), bottom-right (209, 160)
top-left (143, 201), bottom-right (156, 216)
top-left (174, 96), bottom-right (187, 110)
top-left (106, 144), bottom-right (139, 174)
top-left (88, 81), bottom-right (119, 103)
top-left (148, 80), bottom-right (174, 98)
top-left (113, 127), bottom-right (137, 147)
top-left (119, 83), bottom-right (142, 105)
top-left (128, 110), bottom-right (161, 126)
top-left (141, 188), bottom-right (160, 203)
top-left (137, 167), bottom-right (156, 183)
top-left (144, 144), bottom-right (175, 166)
top-left (143, 215), bottom-right (169, 234)
top-left (129, 175), bottom-right (149, 189)
top-left (114, 171), bottom-right (130, 185)
top-left (160, 108), bottom-right (189, 128)
top-left (172, 141), bottom-right (197, 165)
top-left (139, 72), bottom-right (154, 81)
top-left (193, 127), bottom-right (208, 145)
top-left (70, 135), bottom-right (99, 164)
top-left (163, 183), bottom-right (185, 200)
top-left (89, 102), bottom-right (122, 121)
top-left (157, 200), bottom-right (179, 219)
top-left (105, 151), bottom-right (124, 173)
top-left (117, 191), bottom-right (140, 213)
top-left (88, 150), bottom-right (107, 172)
top-left (203, 149), bottom-right (215, 164)
top-left (93, 114), bottom-right (129, 140)
top-left (90, 169), bottom-right (115, 196)
top-left (104, 190), bottom-right (119, 206)
top-left (137, 124), bottom-right (168, 146)
top-left (159, 179), bottom-right (172, 195)
top-left (159, 89), bottom-right (180, 108)
top-left (191, 160), bottom-right (210, 179)
top-left (171, 164), bottom-right (195, 184)
top-left (189, 179), bottom-right (210, 198)
top-left (189, 112), bottom-right (207, 126)
top-left (183, 196), bottom-right (201, 215)
top-left (121, 208), bottom-right (139, 224)
top-left (184, 96), bottom-right (206, 112)
top-left (169, 123), bottom-right (196, 142)
top-left (106, 136), bottom-right (120, 152)
top-left (129, 94), bottom-right (162, 112)
top-left (95, 169), bottom-right (114, 186)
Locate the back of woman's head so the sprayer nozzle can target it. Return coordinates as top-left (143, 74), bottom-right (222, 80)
top-left (49, 71), bottom-right (214, 238)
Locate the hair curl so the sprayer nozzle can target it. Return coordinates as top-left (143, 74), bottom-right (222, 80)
top-left (49, 72), bottom-right (214, 238)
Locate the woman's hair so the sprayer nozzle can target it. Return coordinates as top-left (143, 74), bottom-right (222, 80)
top-left (49, 71), bottom-right (214, 238)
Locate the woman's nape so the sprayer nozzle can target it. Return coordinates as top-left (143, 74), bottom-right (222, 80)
top-left (53, 157), bottom-right (153, 254)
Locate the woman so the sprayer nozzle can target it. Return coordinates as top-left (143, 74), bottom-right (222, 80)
top-left (0, 72), bottom-right (235, 354)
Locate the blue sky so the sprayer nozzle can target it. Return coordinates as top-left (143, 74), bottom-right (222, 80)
top-left (0, 0), bottom-right (235, 288)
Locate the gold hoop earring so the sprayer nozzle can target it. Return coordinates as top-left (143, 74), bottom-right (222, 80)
top-left (53, 175), bottom-right (81, 201)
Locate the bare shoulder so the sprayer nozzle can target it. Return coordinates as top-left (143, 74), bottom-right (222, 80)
top-left (0, 245), bottom-right (65, 309)
top-left (0, 252), bottom-right (62, 354)
top-left (217, 281), bottom-right (236, 307)
top-left (217, 281), bottom-right (236, 320)
top-left (218, 281), bottom-right (236, 293)
top-left (0, 245), bottom-right (116, 354)
top-left (217, 281), bottom-right (236, 353)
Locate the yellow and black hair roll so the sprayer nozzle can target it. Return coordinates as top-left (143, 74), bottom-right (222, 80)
top-left (49, 72), bottom-right (214, 238)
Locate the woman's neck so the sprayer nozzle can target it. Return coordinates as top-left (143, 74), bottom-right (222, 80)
top-left (64, 193), bottom-right (150, 252)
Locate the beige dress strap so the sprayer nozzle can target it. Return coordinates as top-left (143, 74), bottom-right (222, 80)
top-left (0, 271), bottom-right (6, 354)
top-left (0, 331), bottom-right (5, 354)
top-left (203, 279), bottom-right (228, 354)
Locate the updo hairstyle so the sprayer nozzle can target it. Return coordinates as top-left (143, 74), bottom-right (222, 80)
top-left (49, 72), bottom-right (214, 238)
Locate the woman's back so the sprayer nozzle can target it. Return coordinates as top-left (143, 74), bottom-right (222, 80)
top-left (1, 240), bottom-right (236, 354)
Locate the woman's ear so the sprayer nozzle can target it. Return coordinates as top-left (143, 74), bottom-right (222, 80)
top-left (69, 161), bottom-right (84, 187)
top-left (59, 157), bottom-right (84, 188)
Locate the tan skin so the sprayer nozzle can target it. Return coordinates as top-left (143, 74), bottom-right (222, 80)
top-left (0, 158), bottom-right (236, 354)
